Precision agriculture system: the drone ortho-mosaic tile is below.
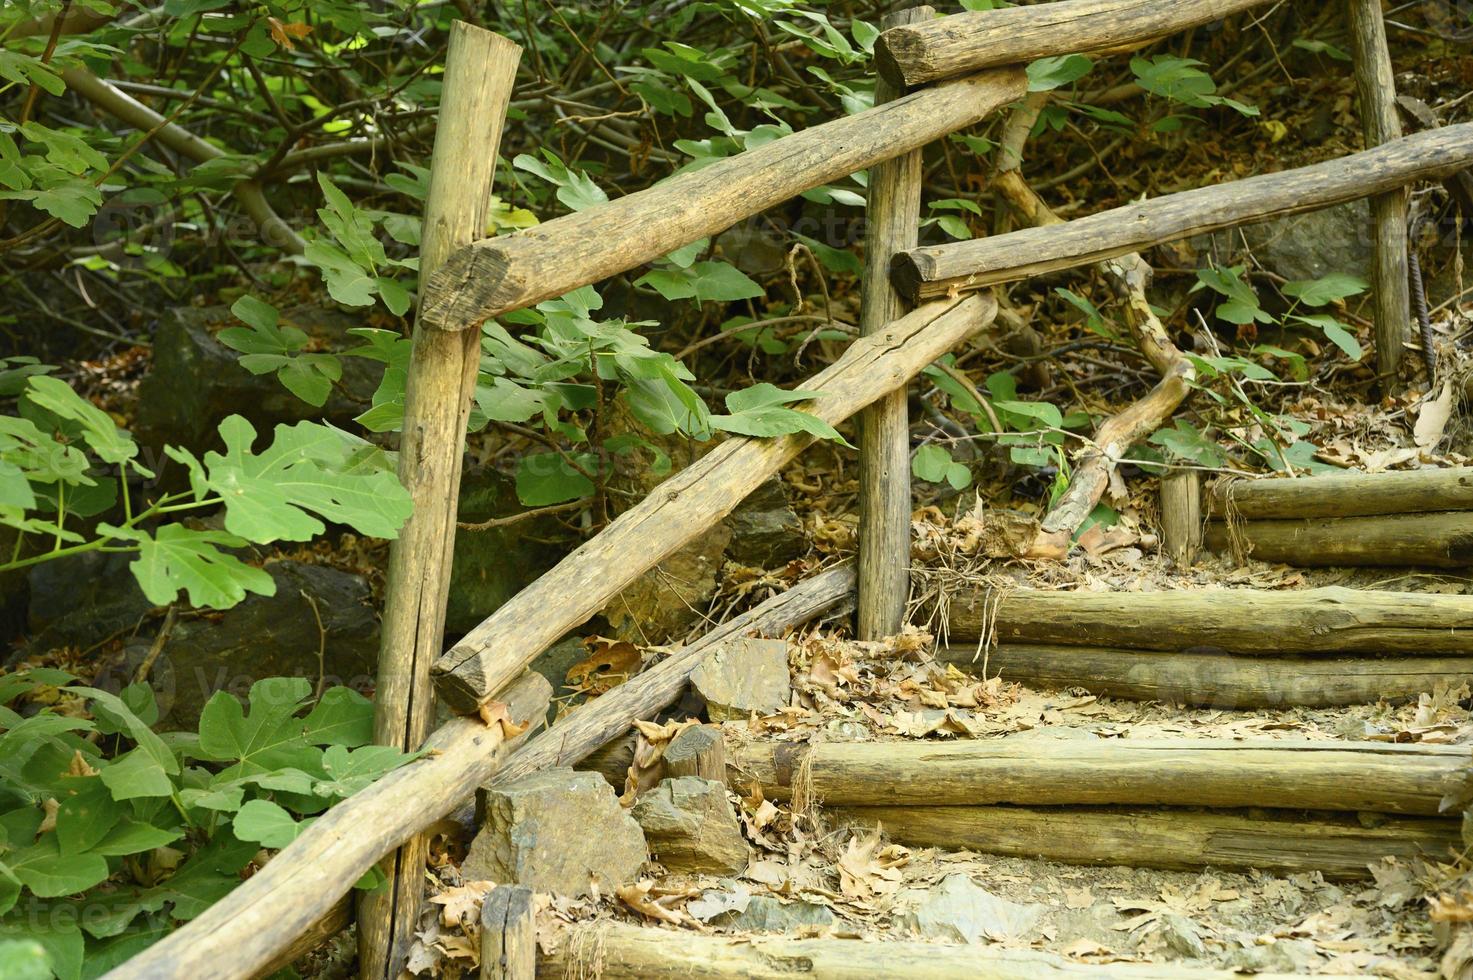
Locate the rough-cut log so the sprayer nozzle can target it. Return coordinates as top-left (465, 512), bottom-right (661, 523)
top-left (856, 5), bottom-right (929, 642)
top-left (360, 26), bottom-right (521, 979)
top-left (480, 885), bottom-right (535, 980)
top-left (891, 125), bottom-right (1473, 303)
top-left (936, 644), bottom-right (1473, 709)
top-left (664, 725), bottom-right (727, 783)
top-left (251, 899), bottom-right (351, 979)
top-left (728, 738), bottom-right (1467, 814)
top-left (540, 921), bottom-right (1338, 979)
top-left (1160, 471), bottom-right (1203, 564)
top-left (1208, 468), bottom-right (1473, 519)
top-left (832, 806), bottom-right (1460, 879)
top-left (495, 564), bottom-right (855, 784)
top-left (874, 0), bottom-right (1276, 87)
top-left (1203, 511), bottom-right (1473, 567)
top-left (433, 296), bottom-right (994, 713)
top-left (1348, 0), bottom-right (1410, 387)
top-left (103, 674), bottom-right (552, 980)
top-left (945, 585), bottom-right (1473, 654)
top-left (418, 70), bottom-right (1024, 329)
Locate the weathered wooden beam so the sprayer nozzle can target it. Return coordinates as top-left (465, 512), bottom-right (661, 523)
top-left (945, 585), bottom-right (1473, 654)
top-left (832, 805), bottom-right (1459, 879)
top-left (103, 673), bottom-right (552, 980)
top-left (480, 886), bottom-right (535, 980)
top-left (493, 563), bottom-right (855, 786)
top-left (937, 644), bottom-right (1473, 709)
top-left (360, 25), bottom-right (521, 979)
top-left (1204, 511), bottom-right (1473, 567)
top-left (728, 737), bottom-right (1467, 814)
top-left (874, 0), bottom-right (1276, 88)
top-left (890, 125), bottom-right (1473, 302)
top-left (540, 921), bottom-right (1342, 979)
top-left (1348, 0), bottom-right (1411, 388)
top-left (418, 70), bottom-right (1024, 329)
top-left (1159, 470), bottom-right (1202, 564)
top-left (1207, 468), bottom-right (1473, 519)
top-left (664, 725), bottom-right (727, 783)
top-left (432, 296), bottom-right (995, 713)
top-left (856, 5), bottom-right (930, 642)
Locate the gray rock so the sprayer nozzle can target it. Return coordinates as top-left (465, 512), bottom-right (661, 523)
top-left (28, 550), bottom-right (153, 653)
top-left (715, 224), bottom-right (788, 278)
top-left (716, 895), bottom-right (835, 933)
top-left (97, 560), bottom-right (379, 729)
top-left (446, 467), bottom-right (561, 635)
top-left (724, 478), bottom-right (805, 569)
top-left (1209, 200), bottom-right (1372, 283)
top-left (464, 768), bottom-right (646, 898)
top-left (632, 777), bottom-right (748, 875)
top-left (135, 306), bottom-right (379, 459)
top-left (1160, 912), bottom-right (1208, 960)
top-left (690, 637), bottom-right (790, 721)
top-left (898, 873), bottom-right (1044, 943)
top-left (1223, 940), bottom-right (1314, 974)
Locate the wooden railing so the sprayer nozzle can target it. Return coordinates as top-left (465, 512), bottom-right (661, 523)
top-left (104, 1), bottom-right (1454, 976)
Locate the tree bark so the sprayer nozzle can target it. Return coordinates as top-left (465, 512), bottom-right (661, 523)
top-left (856, 6), bottom-right (930, 641)
top-left (1207, 468), bottom-right (1473, 519)
top-left (1203, 511), bottom-right (1473, 567)
top-left (1347, 0), bottom-right (1410, 389)
top-left (432, 296), bottom-right (995, 713)
top-left (875, 0), bottom-right (1276, 87)
top-left (937, 643), bottom-right (1473, 709)
top-left (360, 24), bottom-right (521, 980)
top-left (418, 70), bottom-right (1025, 329)
top-left (728, 738), bottom-right (1468, 814)
top-left (831, 805), bottom-right (1459, 879)
top-left (890, 125), bottom-right (1473, 302)
top-left (945, 585), bottom-right (1473, 654)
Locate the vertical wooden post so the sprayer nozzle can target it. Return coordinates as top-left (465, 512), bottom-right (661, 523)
top-left (1160, 471), bottom-right (1202, 566)
top-left (480, 886), bottom-right (536, 980)
top-left (358, 23), bottom-right (521, 979)
top-left (856, 5), bottom-right (932, 641)
top-left (1347, 0), bottom-right (1409, 390)
top-left (664, 725), bottom-right (728, 783)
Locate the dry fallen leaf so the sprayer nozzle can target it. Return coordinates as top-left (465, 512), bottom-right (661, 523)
top-left (429, 880), bottom-right (496, 929)
top-left (566, 636), bottom-right (643, 696)
top-left (478, 700), bottom-right (529, 738)
top-left (1414, 382), bottom-right (1454, 450)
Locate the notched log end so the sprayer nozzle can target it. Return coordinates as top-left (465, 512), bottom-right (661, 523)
top-left (430, 650), bottom-right (487, 715)
top-left (889, 251), bottom-right (926, 304)
top-left (873, 27), bottom-right (925, 88)
top-left (418, 242), bottom-right (520, 332)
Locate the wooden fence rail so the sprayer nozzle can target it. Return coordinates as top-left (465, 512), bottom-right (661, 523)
top-left (890, 123), bottom-right (1473, 302)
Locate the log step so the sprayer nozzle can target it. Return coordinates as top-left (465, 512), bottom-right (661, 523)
top-left (728, 738), bottom-right (1469, 814)
top-left (1203, 511), bottom-right (1473, 568)
top-left (945, 585), bottom-right (1473, 654)
top-left (830, 805), bottom-right (1459, 880)
top-left (1207, 467), bottom-right (1473, 519)
top-left (937, 644), bottom-right (1473, 709)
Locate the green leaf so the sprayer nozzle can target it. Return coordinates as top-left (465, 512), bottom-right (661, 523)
top-left (24, 377), bottom-right (137, 465)
top-left (1292, 313), bottom-right (1363, 361)
top-left (514, 453), bottom-right (595, 506)
top-left (100, 523), bottom-right (276, 610)
top-left (1282, 273), bottom-right (1369, 306)
top-left (637, 261), bottom-right (763, 303)
top-left (90, 818), bottom-right (183, 857)
top-left (55, 779), bottom-right (121, 855)
top-left (1027, 54), bottom-right (1093, 91)
top-left (0, 939), bottom-right (51, 980)
top-left (7, 837), bottom-right (109, 897)
top-left (233, 799), bottom-right (304, 849)
top-left (300, 687), bottom-right (374, 747)
top-left (724, 383), bottom-right (824, 414)
top-left (195, 677), bottom-right (316, 776)
top-left (201, 416), bottom-right (413, 543)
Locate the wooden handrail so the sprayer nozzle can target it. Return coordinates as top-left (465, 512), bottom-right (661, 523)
top-left (874, 0), bottom-right (1276, 87)
top-left (417, 69), bottom-right (1024, 330)
top-left (890, 124), bottom-right (1473, 302)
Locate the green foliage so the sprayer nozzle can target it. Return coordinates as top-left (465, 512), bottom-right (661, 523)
top-left (912, 444), bottom-right (971, 490)
top-left (0, 674), bottom-right (410, 980)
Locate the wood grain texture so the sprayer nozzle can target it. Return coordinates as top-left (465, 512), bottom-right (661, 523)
top-left (360, 25), bottom-right (521, 980)
top-left (1160, 471), bottom-right (1202, 564)
top-left (856, 6), bottom-right (930, 642)
top-left (480, 885), bottom-right (535, 980)
top-left (492, 563), bottom-right (855, 785)
top-left (1207, 467), bottom-right (1473, 519)
top-left (103, 673), bottom-right (551, 980)
top-left (891, 125), bottom-right (1473, 302)
top-left (937, 643), bottom-right (1473, 709)
top-left (729, 738), bottom-right (1468, 814)
top-left (1348, 0), bottom-right (1410, 387)
top-left (874, 0), bottom-right (1275, 87)
top-left (1203, 510), bottom-right (1473, 567)
top-left (432, 296), bottom-right (995, 713)
top-left (249, 898), bottom-right (350, 979)
top-left (664, 725), bottom-right (727, 783)
top-left (540, 921), bottom-right (1337, 979)
top-left (945, 585), bottom-right (1473, 654)
top-left (418, 70), bottom-right (1024, 329)
top-left (832, 805), bottom-right (1460, 878)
